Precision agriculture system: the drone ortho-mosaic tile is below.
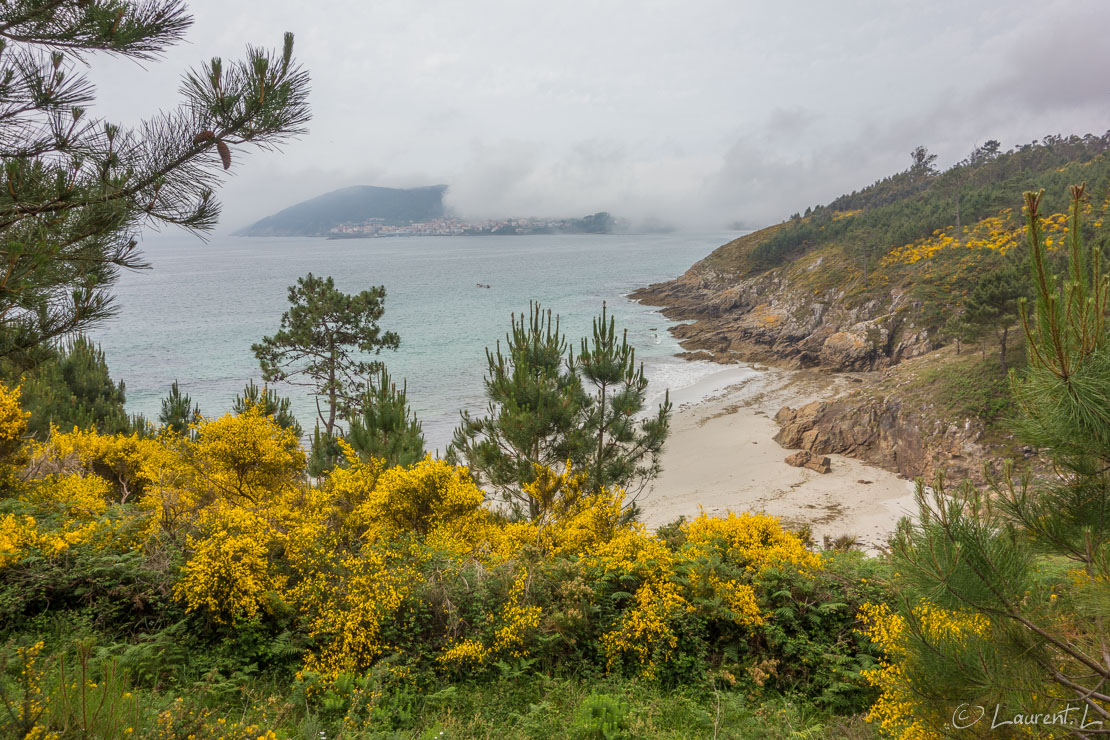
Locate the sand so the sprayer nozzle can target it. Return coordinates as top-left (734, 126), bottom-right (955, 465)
top-left (639, 364), bottom-right (917, 552)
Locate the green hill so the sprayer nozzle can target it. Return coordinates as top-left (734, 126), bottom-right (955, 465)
top-left (235, 184), bottom-right (448, 236)
top-left (633, 132), bottom-right (1110, 488)
top-left (635, 132), bottom-right (1110, 372)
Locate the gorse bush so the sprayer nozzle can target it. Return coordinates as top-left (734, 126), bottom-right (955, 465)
top-left (0, 380), bottom-right (886, 736)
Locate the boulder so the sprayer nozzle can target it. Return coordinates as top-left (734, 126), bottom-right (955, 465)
top-left (818, 331), bottom-right (874, 370)
top-left (783, 449), bottom-right (832, 474)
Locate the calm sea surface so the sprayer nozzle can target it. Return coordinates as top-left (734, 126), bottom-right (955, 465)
top-left (91, 231), bottom-right (738, 452)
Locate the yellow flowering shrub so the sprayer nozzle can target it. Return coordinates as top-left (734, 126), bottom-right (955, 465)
top-left (0, 381), bottom-right (29, 484)
top-left (681, 510), bottom-right (821, 573)
top-left (583, 527), bottom-right (688, 677)
top-left (438, 566), bottom-right (543, 670)
top-left (584, 524), bottom-right (675, 582)
top-left (294, 545), bottom-right (425, 677)
top-left (0, 513), bottom-right (38, 568)
top-left (351, 455), bottom-right (483, 539)
top-left (438, 638), bottom-right (490, 668)
top-left (599, 579), bottom-right (690, 678)
top-left (21, 473), bottom-right (111, 519)
top-left (322, 442), bottom-right (385, 515)
top-left (44, 428), bottom-right (170, 504)
top-left (859, 600), bottom-right (992, 740)
top-left (704, 574), bottom-right (763, 628)
top-left (0, 506), bottom-right (106, 564)
top-left (174, 504), bottom-right (287, 624)
top-left (546, 482), bottom-right (627, 556)
top-left (190, 407), bottom-right (304, 504)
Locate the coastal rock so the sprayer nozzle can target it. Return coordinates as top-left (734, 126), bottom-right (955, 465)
top-left (819, 331), bottom-right (874, 370)
top-left (631, 249), bottom-right (935, 372)
top-left (783, 449), bottom-right (832, 474)
top-left (772, 395), bottom-right (989, 484)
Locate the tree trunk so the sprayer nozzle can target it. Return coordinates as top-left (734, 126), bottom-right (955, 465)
top-left (326, 341), bottom-right (337, 436)
top-left (596, 381), bottom-right (607, 489)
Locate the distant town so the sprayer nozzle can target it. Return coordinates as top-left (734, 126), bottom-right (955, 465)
top-left (327, 212), bottom-right (622, 238)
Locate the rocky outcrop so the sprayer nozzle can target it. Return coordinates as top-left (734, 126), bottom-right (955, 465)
top-left (784, 449), bottom-right (832, 474)
top-left (773, 398), bottom-right (990, 484)
top-left (636, 235), bottom-right (1008, 485)
top-left (632, 255), bottom-right (935, 372)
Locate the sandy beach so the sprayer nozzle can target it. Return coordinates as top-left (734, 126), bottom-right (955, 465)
top-left (640, 364), bottom-right (917, 551)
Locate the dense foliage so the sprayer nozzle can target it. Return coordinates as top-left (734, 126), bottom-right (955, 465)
top-left (451, 302), bottom-right (671, 518)
top-left (0, 378), bottom-right (887, 737)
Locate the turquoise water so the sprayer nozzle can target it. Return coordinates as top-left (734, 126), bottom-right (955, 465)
top-left (92, 231), bottom-right (735, 452)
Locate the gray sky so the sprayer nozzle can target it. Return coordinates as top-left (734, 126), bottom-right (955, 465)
top-left (91, 0), bottom-right (1110, 232)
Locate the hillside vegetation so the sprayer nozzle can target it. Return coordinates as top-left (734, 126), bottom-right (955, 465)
top-left (236, 185), bottom-right (448, 237)
top-left (0, 388), bottom-right (888, 738)
top-left (634, 133), bottom-right (1110, 491)
top-left (636, 133), bottom-right (1110, 373)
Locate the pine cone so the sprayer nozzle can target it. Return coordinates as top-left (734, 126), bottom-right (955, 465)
top-left (192, 130), bottom-right (215, 145)
top-left (217, 140), bottom-right (231, 170)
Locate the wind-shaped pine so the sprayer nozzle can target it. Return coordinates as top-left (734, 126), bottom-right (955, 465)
top-left (347, 365), bottom-right (425, 468)
top-left (575, 302), bottom-right (671, 501)
top-left (252, 274), bottom-right (399, 438)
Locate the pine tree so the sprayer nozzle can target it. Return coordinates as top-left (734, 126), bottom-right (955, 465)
top-left (158, 379), bottom-right (200, 436)
top-left (307, 422), bottom-right (343, 478)
top-left (19, 335), bottom-right (129, 436)
top-left (347, 365), bottom-right (425, 469)
top-left (575, 302), bottom-right (671, 500)
top-left (0, 1), bottom-right (310, 367)
top-left (252, 274), bottom-right (399, 438)
top-left (449, 302), bottom-right (588, 519)
top-left (964, 259), bottom-right (1030, 372)
top-left (232, 379), bottom-right (302, 438)
top-left (450, 302), bottom-right (671, 519)
top-left (889, 185), bottom-right (1110, 729)
top-left (941, 313), bottom-right (974, 355)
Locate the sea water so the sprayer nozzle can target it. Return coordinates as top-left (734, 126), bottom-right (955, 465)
top-left (92, 230), bottom-right (739, 452)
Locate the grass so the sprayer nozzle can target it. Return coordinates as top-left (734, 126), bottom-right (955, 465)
top-left (912, 341), bottom-right (1023, 442)
top-left (0, 639), bottom-right (881, 739)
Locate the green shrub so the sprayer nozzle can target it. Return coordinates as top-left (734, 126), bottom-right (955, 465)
top-left (571, 692), bottom-right (631, 739)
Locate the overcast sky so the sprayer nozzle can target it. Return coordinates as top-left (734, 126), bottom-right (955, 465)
top-left (90, 0), bottom-right (1110, 233)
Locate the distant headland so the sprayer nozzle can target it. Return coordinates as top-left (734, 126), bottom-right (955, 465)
top-left (235, 184), bottom-right (638, 238)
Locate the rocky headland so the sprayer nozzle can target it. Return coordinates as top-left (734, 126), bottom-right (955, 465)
top-left (632, 233), bottom-right (1008, 488)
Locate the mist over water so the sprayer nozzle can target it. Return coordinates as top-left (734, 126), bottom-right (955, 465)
top-left (93, 231), bottom-right (738, 452)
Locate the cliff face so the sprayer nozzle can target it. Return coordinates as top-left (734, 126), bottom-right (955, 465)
top-left (632, 247), bottom-right (935, 372)
top-left (633, 233), bottom-right (1020, 486)
top-left (772, 397), bottom-right (992, 486)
